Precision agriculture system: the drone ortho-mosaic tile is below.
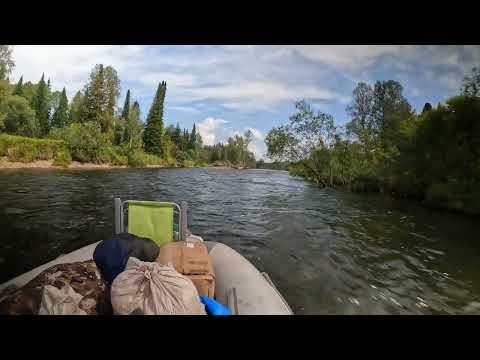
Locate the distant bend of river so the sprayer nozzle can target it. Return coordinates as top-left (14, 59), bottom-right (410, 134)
top-left (1, 168), bottom-right (479, 314)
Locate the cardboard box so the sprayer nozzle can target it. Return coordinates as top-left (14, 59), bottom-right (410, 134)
top-left (156, 241), bottom-right (215, 298)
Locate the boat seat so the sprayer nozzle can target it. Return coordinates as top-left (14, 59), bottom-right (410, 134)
top-left (114, 198), bottom-right (188, 246)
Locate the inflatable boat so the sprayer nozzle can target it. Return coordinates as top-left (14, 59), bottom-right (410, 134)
top-left (0, 198), bottom-right (293, 315)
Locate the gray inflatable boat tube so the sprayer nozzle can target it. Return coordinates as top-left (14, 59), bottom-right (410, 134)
top-left (0, 238), bottom-right (293, 315)
top-left (204, 241), bottom-right (292, 315)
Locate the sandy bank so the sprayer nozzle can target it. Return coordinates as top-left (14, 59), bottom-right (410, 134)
top-left (0, 157), bottom-right (167, 170)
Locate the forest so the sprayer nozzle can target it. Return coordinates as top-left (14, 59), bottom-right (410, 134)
top-left (0, 45), bottom-right (256, 168)
top-left (266, 68), bottom-right (480, 215)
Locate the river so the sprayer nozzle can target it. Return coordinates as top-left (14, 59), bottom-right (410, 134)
top-left (0, 168), bottom-right (479, 314)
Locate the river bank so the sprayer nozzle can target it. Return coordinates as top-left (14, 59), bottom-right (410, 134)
top-left (0, 157), bottom-right (254, 171)
top-left (293, 173), bottom-right (480, 218)
top-left (0, 157), bottom-right (170, 170)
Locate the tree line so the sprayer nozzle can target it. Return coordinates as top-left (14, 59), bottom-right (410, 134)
top-left (0, 45), bottom-right (256, 168)
top-left (266, 68), bottom-right (480, 215)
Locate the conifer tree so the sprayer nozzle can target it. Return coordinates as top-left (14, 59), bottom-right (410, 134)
top-left (51, 87), bottom-right (69, 128)
top-left (189, 123), bottom-right (197, 149)
top-left (13, 75), bottom-right (23, 96)
top-left (121, 89), bottom-right (130, 120)
top-left (31, 73), bottom-right (50, 136)
top-left (81, 64), bottom-right (108, 130)
top-left (143, 81), bottom-right (167, 155)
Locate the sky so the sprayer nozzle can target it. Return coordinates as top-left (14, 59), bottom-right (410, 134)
top-left (9, 45), bottom-right (480, 159)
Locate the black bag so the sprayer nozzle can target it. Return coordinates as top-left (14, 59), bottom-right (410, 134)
top-left (93, 233), bottom-right (160, 284)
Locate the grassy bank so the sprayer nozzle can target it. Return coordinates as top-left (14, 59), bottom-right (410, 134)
top-left (0, 133), bottom-right (223, 169)
top-left (0, 133), bottom-right (167, 169)
top-left (0, 134), bottom-right (71, 167)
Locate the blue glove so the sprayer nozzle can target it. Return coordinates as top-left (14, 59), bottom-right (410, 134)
top-left (199, 295), bottom-right (231, 315)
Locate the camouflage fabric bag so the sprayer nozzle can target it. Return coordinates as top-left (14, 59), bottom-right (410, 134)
top-left (0, 260), bottom-right (111, 315)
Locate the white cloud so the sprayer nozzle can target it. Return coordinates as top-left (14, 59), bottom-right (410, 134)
top-left (9, 45), bottom-right (480, 128)
top-left (10, 45), bottom-right (351, 113)
top-left (169, 105), bottom-right (200, 114)
top-left (287, 45), bottom-right (401, 71)
top-left (186, 81), bottom-right (345, 112)
top-left (11, 45), bottom-right (148, 99)
top-left (136, 72), bottom-right (197, 88)
top-left (197, 117), bottom-right (228, 146)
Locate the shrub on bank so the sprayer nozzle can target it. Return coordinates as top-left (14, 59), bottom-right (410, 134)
top-left (50, 122), bottom-right (109, 163)
top-left (53, 150), bottom-right (72, 168)
top-left (127, 150), bottom-right (165, 167)
top-left (0, 133), bottom-right (69, 164)
top-left (182, 159), bottom-right (195, 167)
top-left (99, 146), bottom-right (128, 166)
top-left (424, 181), bottom-right (480, 215)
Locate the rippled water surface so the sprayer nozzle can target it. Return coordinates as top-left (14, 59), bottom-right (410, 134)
top-left (1, 168), bottom-right (479, 314)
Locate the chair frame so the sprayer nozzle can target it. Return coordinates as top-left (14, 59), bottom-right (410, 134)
top-left (114, 197), bottom-right (188, 241)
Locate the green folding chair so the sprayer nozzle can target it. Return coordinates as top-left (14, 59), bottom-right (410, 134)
top-left (114, 198), bottom-right (188, 246)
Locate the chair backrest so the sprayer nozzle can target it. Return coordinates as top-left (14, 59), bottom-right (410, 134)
top-left (126, 200), bottom-right (178, 247)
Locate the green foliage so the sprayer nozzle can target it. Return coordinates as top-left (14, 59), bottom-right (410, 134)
top-left (50, 122), bottom-right (109, 163)
top-left (0, 79), bottom-right (12, 99)
top-left (80, 64), bottom-right (120, 132)
top-left (0, 95), bottom-right (38, 137)
top-left (143, 81), bottom-right (166, 155)
top-left (31, 74), bottom-right (50, 136)
top-left (462, 67), bottom-right (480, 97)
top-left (0, 133), bottom-right (68, 163)
top-left (51, 88), bottom-right (69, 129)
top-left (0, 52), bottom-right (257, 170)
top-left (172, 123), bottom-right (181, 146)
top-left (52, 149), bottom-right (72, 167)
top-left (20, 82), bottom-right (38, 103)
top-left (69, 91), bottom-right (84, 123)
top-left (13, 75), bottom-right (23, 96)
top-left (127, 150), bottom-right (164, 167)
top-left (99, 146), bottom-right (128, 166)
top-left (121, 89), bottom-right (130, 120)
top-left (189, 123), bottom-right (197, 149)
top-left (0, 46), bottom-right (14, 80)
top-left (49, 90), bottom-right (62, 114)
top-left (182, 159), bottom-right (195, 167)
top-left (266, 100), bottom-right (335, 163)
top-left (256, 159), bottom-right (289, 170)
top-left (122, 100), bottom-right (142, 150)
top-left (202, 131), bottom-right (256, 168)
top-left (375, 81), bottom-right (413, 146)
top-left (269, 73), bottom-right (480, 215)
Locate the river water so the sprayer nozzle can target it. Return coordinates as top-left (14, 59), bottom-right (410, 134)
top-left (0, 168), bottom-right (479, 314)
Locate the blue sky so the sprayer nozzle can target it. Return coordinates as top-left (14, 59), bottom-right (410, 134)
top-left (10, 45), bottom-right (480, 159)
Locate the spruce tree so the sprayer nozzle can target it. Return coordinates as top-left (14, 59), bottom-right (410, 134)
top-left (13, 75), bottom-right (24, 96)
top-left (171, 122), bottom-right (181, 146)
top-left (121, 89), bottom-right (130, 120)
top-left (189, 123), bottom-right (197, 149)
top-left (31, 73), bottom-right (50, 136)
top-left (143, 81), bottom-right (167, 155)
top-left (51, 87), bottom-right (69, 128)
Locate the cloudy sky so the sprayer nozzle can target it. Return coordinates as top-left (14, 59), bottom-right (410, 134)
top-left (10, 45), bottom-right (480, 159)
